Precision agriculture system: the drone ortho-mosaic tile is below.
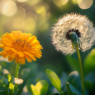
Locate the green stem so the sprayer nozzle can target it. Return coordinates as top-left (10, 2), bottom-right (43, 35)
top-left (60, 92), bottom-right (65, 95)
top-left (15, 63), bottom-right (20, 91)
top-left (75, 46), bottom-right (85, 95)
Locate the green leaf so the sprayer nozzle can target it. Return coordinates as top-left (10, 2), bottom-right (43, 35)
top-left (45, 69), bottom-right (62, 93)
top-left (83, 49), bottom-right (95, 76)
top-left (35, 80), bottom-right (48, 95)
top-left (66, 82), bottom-right (73, 95)
top-left (69, 83), bottom-right (82, 95)
top-left (9, 83), bottom-right (14, 90)
top-left (7, 74), bottom-right (12, 82)
top-left (66, 55), bottom-right (80, 73)
top-left (0, 65), bottom-right (2, 75)
top-left (84, 71), bottom-right (95, 91)
top-left (29, 80), bottom-right (48, 95)
top-left (67, 71), bottom-right (81, 92)
top-left (73, 91), bottom-right (77, 95)
top-left (30, 84), bottom-right (40, 95)
top-left (9, 82), bottom-right (14, 94)
top-left (26, 81), bottom-right (32, 93)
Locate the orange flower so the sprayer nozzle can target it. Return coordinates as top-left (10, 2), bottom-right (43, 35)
top-left (0, 31), bottom-right (43, 64)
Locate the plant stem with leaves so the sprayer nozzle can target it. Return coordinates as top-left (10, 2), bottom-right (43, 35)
top-left (75, 46), bottom-right (85, 95)
top-left (15, 63), bottom-right (20, 91)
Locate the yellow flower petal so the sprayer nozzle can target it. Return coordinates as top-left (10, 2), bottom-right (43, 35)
top-left (0, 31), bottom-right (43, 64)
top-left (11, 31), bottom-right (17, 39)
top-left (25, 54), bottom-right (32, 62)
top-left (24, 52), bottom-right (36, 61)
top-left (28, 36), bottom-right (36, 43)
top-left (19, 57), bottom-right (25, 64)
top-left (15, 55), bottom-right (19, 63)
top-left (17, 31), bottom-right (22, 39)
top-left (5, 33), bottom-right (15, 42)
top-left (8, 57), bottom-right (15, 62)
top-left (17, 51), bottom-right (24, 57)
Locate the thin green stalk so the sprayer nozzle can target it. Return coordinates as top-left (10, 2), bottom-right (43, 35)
top-left (60, 92), bottom-right (65, 95)
top-left (15, 63), bottom-right (20, 91)
top-left (75, 46), bottom-right (85, 95)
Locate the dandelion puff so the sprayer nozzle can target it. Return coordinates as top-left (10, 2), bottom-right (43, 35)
top-left (51, 13), bottom-right (95, 55)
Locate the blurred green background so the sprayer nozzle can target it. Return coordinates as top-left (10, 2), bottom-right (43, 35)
top-left (0, 0), bottom-right (95, 95)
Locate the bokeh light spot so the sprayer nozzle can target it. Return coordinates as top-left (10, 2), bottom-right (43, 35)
top-left (23, 86), bottom-right (28, 92)
top-left (0, 56), bottom-right (9, 62)
top-left (14, 78), bottom-right (23, 85)
top-left (17, 0), bottom-right (28, 2)
top-left (3, 69), bottom-right (10, 74)
top-left (71, 0), bottom-right (78, 4)
top-left (27, 0), bottom-right (39, 6)
top-left (1, 0), bottom-right (17, 16)
top-left (53, 0), bottom-right (69, 7)
top-left (22, 17), bottom-right (36, 33)
top-left (78, 0), bottom-right (93, 9)
top-left (35, 6), bottom-right (46, 17)
top-left (35, 6), bottom-right (46, 14)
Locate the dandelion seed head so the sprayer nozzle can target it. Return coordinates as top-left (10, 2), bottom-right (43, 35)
top-left (51, 13), bottom-right (95, 54)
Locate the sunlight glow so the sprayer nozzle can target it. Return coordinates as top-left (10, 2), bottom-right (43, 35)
top-left (17, 0), bottom-right (28, 2)
top-left (27, 0), bottom-right (39, 6)
top-left (14, 78), bottom-right (23, 85)
top-left (71, 0), bottom-right (78, 4)
top-left (53, 0), bottom-right (69, 7)
top-left (22, 17), bottom-right (36, 32)
top-left (23, 86), bottom-right (28, 92)
top-left (3, 69), bottom-right (10, 74)
top-left (0, 56), bottom-right (9, 62)
top-left (78, 0), bottom-right (93, 9)
top-left (69, 71), bottom-right (79, 76)
top-left (35, 6), bottom-right (46, 15)
top-left (1, 1), bottom-right (17, 16)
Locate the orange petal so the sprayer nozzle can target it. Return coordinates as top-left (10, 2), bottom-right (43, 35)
top-left (9, 52), bottom-right (16, 59)
top-left (17, 31), bottom-right (22, 39)
top-left (1, 39), bottom-right (12, 47)
top-left (22, 33), bottom-right (27, 40)
top-left (0, 51), bottom-right (4, 55)
top-left (33, 53), bottom-right (42, 58)
top-left (24, 54), bottom-right (32, 62)
top-left (15, 55), bottom-right (19, 64)
top-left (3, 53), bottom-right (9, 58)
top-left (17, 51), bottom-right (24, 57)
top-left (30, 40), bottom-right (40, 46)
top-left (30, 50), bottom-right (42, 54)
top-left (28, 36), bottom-right (36, 43)
top-left (25, 33), bottom-right (31, 41)
top-left (8, 57), bottom-right (15, 62)
top-left (5, 33), bottom-right (15, 42)
top-left (24, 52), bottom-right (36, 61)
top-left (0, 45), bottom-right (4, 49)
top-left (19, 57), bottom-right (25, 64)
top-left (0, 51), bottom-right (9, 58)
top-left (11, 31), bottom-right (17, 39)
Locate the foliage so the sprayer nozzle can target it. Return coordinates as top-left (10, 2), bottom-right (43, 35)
top-left (0, 0), bottom-right (95, 95)
top-left (0, 49), bottom-right (95, 95)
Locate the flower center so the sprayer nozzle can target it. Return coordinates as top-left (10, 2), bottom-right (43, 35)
top-left (66, 29), bottom-right (82, 49)
top-left (12, 39), bottom-right (32, 51)
top-left (66, 29), bottom-right (81, 40)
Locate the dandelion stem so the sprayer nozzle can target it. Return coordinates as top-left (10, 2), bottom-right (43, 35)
top-left (15, 63), bottom-right (20, 91)
top-left (75, 45), bottom-right (85, 95)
